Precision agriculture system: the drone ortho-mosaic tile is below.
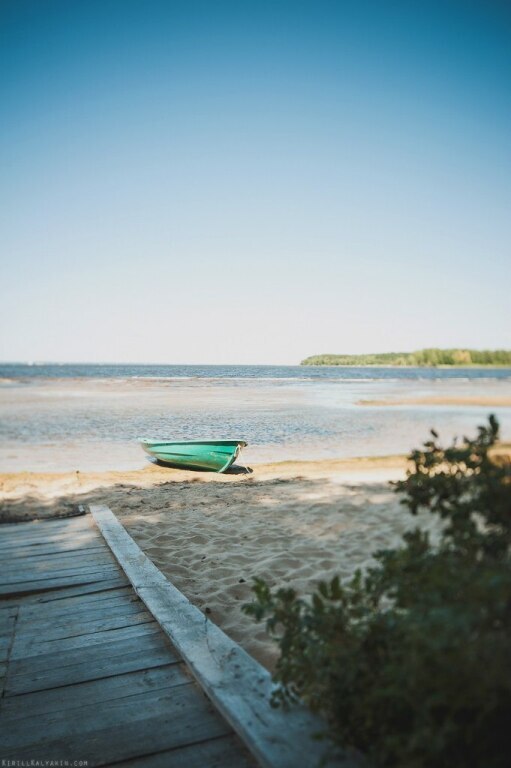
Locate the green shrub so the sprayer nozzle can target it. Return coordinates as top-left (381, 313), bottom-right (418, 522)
top-left (243, 416), bottom-right (511, 767)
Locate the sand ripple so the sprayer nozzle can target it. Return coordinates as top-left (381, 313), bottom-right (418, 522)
top-left (113, 471), bottom-right (439, 669)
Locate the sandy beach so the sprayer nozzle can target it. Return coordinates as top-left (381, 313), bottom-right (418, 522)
top-left (359, 396), bottom-right (511, 407)
top-left (1, 454), bottom-right (448, 669)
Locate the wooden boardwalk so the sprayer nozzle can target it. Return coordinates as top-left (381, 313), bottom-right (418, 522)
top-left (0, 513), bottom-right (255, 766)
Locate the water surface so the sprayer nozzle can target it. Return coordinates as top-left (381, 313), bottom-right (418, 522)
top-left (1, 364), bottom-right (510, 471)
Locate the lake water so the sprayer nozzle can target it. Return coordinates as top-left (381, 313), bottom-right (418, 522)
top-left (1, 364), bottom-right (511, 472)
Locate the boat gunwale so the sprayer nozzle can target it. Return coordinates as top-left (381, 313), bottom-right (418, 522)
top-left (140, 439), bottom-right (248, 447)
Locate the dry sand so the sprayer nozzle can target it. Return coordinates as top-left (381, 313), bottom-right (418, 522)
top-left (359, 396), bottom-right (511, 407)
top-left (0, 454), bottom-right (446, 669)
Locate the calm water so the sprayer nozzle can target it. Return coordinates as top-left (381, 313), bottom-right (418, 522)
top-left (1, 364), bottom-right (511, 471)
top-left (2, 363), bottom-right (511, 381)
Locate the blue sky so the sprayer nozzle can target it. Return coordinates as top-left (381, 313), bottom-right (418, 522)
top-left (1, 0), bottom-right (510, 364)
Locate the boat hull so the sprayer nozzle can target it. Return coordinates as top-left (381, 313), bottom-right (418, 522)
top-left (140, 439), bottom-right (247, 473)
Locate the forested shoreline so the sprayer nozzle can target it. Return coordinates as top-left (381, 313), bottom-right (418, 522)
top-left (301, 349), bottom-right (511, 366)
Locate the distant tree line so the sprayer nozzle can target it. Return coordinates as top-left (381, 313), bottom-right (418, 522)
top-left (301, 348), bottom-right (511, 367)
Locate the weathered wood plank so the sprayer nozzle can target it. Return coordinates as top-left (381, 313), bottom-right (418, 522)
top-left (16, 598), bottom-right (144, 633)
top-left (39, 577), bottom-right (129, 596)
top-left (3, 713), bottom-right (231, 767)
top-left (0, 682), bottom-right (230, 759)
top-left (0, 610), bottom-right (16, 633)
top-left (0, 523), bottom-right (93, 545)
top-left (12, 607), bottom-right (152, 647)
top-left (0, 613), bottom-right (16, 663)
top-left (0, 561), bottom-right (119, 582)
top-left (0, 550), bottom-right (113, 571)
top-left (0, 563), bottom-right (118, 588)
top-left (0, 604), bottom-right (18, 615)
top-left (6, 643), bottom-right (180, 695)
top-left (1, 563), bottom-right (119, 586)
top-left (0, 529), bottom-right (101, 547)
top-left (2, 665), bottom-right (189, 718)
top-left (91, 504), bottom-right (341, 768)
top-left (0, 607), bottom-right (17, 697)
top-left (7, 630), bottom-right (173, 677)
top-left (18, 588), bottom-right (135, 619)
top-left (117, 734), bottom-right (256, 768)
top-left (0, 547), bottom-right (111, 564)
top-left (0, 529), bottom-right (89, 547)
top-left (0, 515), bottom-right (90, 533)
top-left (0, 542), bottom-right (108, 560)
top-left (25, 583), bottom-right (130, 606)
top-left (0, 602), bottom-right (21, 615)
top-left (9, 620), bottom-right (162, 659)
top-left (0, 532), bottom-right (97, 553)
top-left (0, 578), bottom-right (129, 610)
top-left (0, 569), bottom-right (122, 598)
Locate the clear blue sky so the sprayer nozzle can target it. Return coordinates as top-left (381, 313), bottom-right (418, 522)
top-left (1, 0), bottom-right (510, 364)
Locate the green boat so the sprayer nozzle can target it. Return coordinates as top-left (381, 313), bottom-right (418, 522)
top-left (140, 439), bottom-right (248, 473)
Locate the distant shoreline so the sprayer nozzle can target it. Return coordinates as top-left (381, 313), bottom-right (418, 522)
top-left (301, 349), bottom-right (511, 367)
top-left (301, 363), bottom-right (511, 369)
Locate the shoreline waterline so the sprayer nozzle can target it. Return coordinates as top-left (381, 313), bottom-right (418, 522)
top-left (1, 369), bottom-right (511, 473)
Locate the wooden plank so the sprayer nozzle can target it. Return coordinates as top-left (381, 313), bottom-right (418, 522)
top-left (12, 607), bottom-right (152, 646)
top-left (0, 563), bottom-right (118, 587)
top-left (0, 577), bottom-right (129, 608)
top-left (0, 561), bottom-right (117, 585)
top-left (6, 643), bottom-right (180, 695)
top-left (0, 531), bottom-right (98, 552)
top-left (0, 527), bottom-right (100, 544)
top-left (0, 542), bottom-right (108, 560)
top-left (117, 734), bottom-right (256, 768)
top-left (1, 563), bottom-right (118, 589)
top-left (0, 550), bottom-right (112, 569)
top-left (16, 599), bottom-right (150, 633)
top-left (0, 529), bottom-right (93, 546)
top-left (0, 613), bottom-right (16, 664)
top-left (0, 682), bottom-right (231, 761)
top-left (0, 541), bottom-right (99, 560)
top-left (0, 610), bottom-right (16, 632)
top-left (0, 515), bottom-right (90, 534)
top-left (0, 516), bottom-right (91, 534)
top-left (2, 704), bottom-right (234, 768)
top-left (0, 568), bottom-right (121, 597)
top-left (18, 588), bottom-right (135, 619)
top-left (9, 620), bottom-right (162, 659)
top-left (0, 563), bottom-right (119, 586)
top-left (7, 630), bottom-right (173, 677)
top-left (91, 504), bottom-right (343, 768)
top-left (2, 665), bottom-right (189, 718)
top-left (0, 523), bottom-right (94, 550)
top-left (11, 612), bottom-right (156, 656)
top-left (0, 577), bottom-right (129, 609)
top-left (0, 552), bottom-right (112, 576)
top-left (16, 598), bottom-right (144, 631)
top-left (0, 601), bottom-right (21, 614)
top-left (0, 607), bottom-right (16, 697)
